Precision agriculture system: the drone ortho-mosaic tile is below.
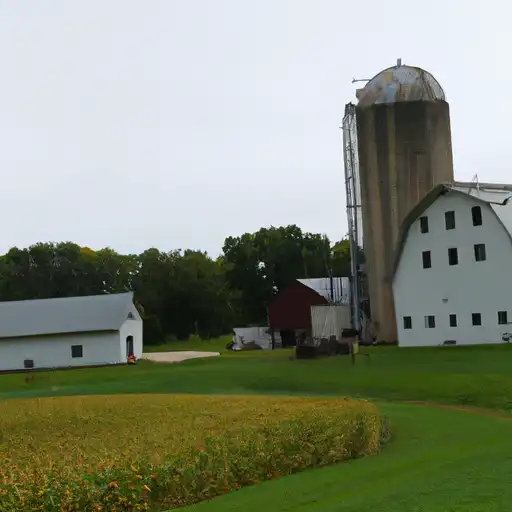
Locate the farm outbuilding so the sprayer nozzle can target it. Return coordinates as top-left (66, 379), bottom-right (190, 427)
top-left (268, 278), bottom-right (350, 346)
top-left (0, 292), bottom-right (143, 372)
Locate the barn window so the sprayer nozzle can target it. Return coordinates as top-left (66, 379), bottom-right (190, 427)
top-left (498, 311), bottom-right (508, 325)
top-left (420, 216), bottom-right (429, 234)
top-left (71, 345), bottom-right (83, 358)
top-left (449, 314), bottom-right (457, 327)
top-left (424, 315), bottom-right (436, 328)
top-left (403, 316), bottom-right (412, 329)
top-left (448, 248), bottom-right (459, 266)
top-left (422, 251), bottom-right (432, 269)
top-left (472, 313), bottom-right (482, 326)
top-left (472, 206), bottom-right (482, 226)
top-left (445, 211), bottom-right (456, 230)
top-left (474, 244), bottom-right (486, 262)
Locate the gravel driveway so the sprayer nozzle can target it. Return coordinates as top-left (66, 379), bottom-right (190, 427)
top-left (142, 351), bottom-right (221, 363)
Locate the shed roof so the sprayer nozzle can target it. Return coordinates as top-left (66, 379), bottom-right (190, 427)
top-left (0, 292), bottom-right (137, 340)
top-left (392, 181), bottom-right (512, 280)
top-left (296, 277), bottom-right (350, 305)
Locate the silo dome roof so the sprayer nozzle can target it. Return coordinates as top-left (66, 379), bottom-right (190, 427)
top-left (357, 64), bottom-right (445, 107)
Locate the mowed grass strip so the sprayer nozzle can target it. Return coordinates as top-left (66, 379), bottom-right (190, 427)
top-left (4, 344), bottom-right (512, 411)
top-left (0, 394), bottom-right (382, 511)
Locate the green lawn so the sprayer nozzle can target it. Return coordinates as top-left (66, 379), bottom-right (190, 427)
top-left (2, 344), bottom-right (512, 511)
top-left (3, 343), bottom-right (512, 411)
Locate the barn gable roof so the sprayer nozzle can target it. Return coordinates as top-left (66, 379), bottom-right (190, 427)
top-left (0, 292), bottom-right (138, 340)
top-left (392, 181), bottom-right (512, 280)
top-left (296, 278), bottom-right (350, 305)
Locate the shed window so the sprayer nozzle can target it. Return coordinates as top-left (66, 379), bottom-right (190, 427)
top-left (472, 206), bottom-right (482, 226)
top-left (420, 216), bottom-right (429, 234)
top-left (472, 313), bottom-right (482, 326)
top-left (445, 211), bottom-right (456, 230)
top-left (71, 345), bottom-right (83, 358)
top-left (449, 314), bottom-right (457, 327)
top-left (448, 248), bottom-right (459, 266)
top-left (422, 251), bottom-right (432, 269)
top-left (424, 315), bottom-right (436, 328)
top-left (403, 316), bottom-right (412, 329)
top-left (474, 244), bottom-right (486, 262)
top-left (498, 311), bottom-right (508, 325)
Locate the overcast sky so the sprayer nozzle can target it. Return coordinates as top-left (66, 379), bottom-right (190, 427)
top-left (0, 1), bottom-right (508, 256)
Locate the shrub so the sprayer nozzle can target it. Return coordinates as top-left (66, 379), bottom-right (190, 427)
top-left (0, 395), bottom-right (382, 511)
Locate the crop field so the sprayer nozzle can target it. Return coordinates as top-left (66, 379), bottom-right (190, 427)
top-left (0, 394), bottom-right (381, 511)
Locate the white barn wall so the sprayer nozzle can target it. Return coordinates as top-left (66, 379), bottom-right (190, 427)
top-left (393, 193), bottom-right (512, 347)
top-left (0, 331), bottom-right (121, 372)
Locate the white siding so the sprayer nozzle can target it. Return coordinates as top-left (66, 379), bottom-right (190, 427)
top-left (120, 303), bottom-right (143, 360)
top-left (119, 318), bottom-right (143, 360)
top-left (0, 331), bottom-right (121, 372)
top-left (393, 193), bottom-right (512, 347)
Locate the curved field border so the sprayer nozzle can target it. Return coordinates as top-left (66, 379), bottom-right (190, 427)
top-left (180, 402), bottom-right (512, 512)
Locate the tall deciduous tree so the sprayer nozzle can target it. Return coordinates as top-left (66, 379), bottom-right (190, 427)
top-left (222, 225), bottom-right (353, 324)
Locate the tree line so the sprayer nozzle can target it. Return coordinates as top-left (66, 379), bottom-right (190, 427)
top-left (0, 225), bottom-right (354, 344)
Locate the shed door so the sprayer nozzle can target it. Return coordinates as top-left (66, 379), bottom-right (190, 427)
top-left (126, 336), bottom-right (134, 357)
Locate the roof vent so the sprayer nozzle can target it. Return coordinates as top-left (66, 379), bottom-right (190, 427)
top-left (396, 58), bottom-right (402, 67)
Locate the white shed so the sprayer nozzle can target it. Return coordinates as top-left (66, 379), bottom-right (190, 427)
top-left (0, 292), bottom-right (143, 372)
top-left (392, 181), bottom-right (512, 347)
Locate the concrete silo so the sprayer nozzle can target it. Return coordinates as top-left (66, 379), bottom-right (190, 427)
top-left (355, 61), bottom-right (454, 342)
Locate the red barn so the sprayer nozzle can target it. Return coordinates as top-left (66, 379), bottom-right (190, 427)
top-left (268, 278), bottom-right (350, 347)
top-left (269, 281), bottom-right (327, 331)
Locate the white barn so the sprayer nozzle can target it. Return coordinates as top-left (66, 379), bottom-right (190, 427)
top-left (392, 181), bottom-right (512, 347)
top-left (0, 292), bottom-right (143, 371)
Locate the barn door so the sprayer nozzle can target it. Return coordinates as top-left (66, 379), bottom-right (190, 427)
top-left (126, 335), bottom-right (134, 358)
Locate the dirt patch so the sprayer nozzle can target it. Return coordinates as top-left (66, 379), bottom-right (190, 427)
top-left (142, 351), bottom-right (220, 364)
top-left (404, 401), bottom-right (512, 420)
